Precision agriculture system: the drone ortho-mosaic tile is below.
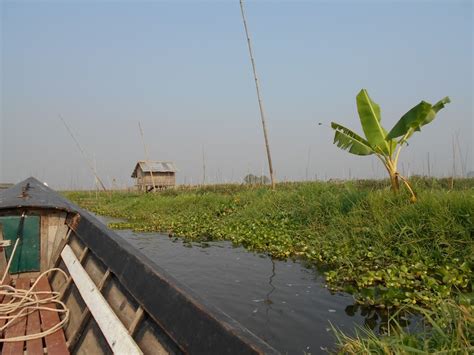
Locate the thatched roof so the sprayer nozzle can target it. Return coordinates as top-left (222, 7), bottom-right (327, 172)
top-left (131, 161), bottom-right (177, 178)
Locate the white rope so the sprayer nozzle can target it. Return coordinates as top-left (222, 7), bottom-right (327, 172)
top-left (0, 238), bottom-right (19, 285)
top-left (0, 213), bottom-right (70, 342)
top-left (0, 268), bottom-right (70, 342)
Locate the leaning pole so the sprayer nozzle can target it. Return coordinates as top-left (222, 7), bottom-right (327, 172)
top-left (239, 0), bottom-right (276, 190)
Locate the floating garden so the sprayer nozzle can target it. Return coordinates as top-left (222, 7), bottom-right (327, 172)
top-left (65, 177), bottom-right (473, 353)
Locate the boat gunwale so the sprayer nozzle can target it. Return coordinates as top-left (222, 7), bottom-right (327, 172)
top-left (0, 178), bottom-right (279, 355)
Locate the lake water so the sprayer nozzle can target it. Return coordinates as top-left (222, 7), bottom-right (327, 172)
top-left (95, 216), bottom-right (386, 354)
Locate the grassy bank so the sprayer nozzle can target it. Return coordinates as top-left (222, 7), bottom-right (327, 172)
top-left (64, 178), bottom-right (473, 352)
top-left (334, 300), bottom-right (473, 353)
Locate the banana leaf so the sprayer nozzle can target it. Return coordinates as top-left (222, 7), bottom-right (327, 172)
top-left (356, 89), bottom-right (391, 154)
top-left (387, 97), bottom-right (450, 140)
top-left (331, 122), bottom-right (374, 156)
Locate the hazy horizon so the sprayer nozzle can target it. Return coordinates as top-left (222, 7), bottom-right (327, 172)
top-left (1, 0), bottom-right (472, 190)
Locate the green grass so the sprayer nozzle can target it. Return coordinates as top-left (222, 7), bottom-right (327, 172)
top-left (64, 178), bottom-right (473, 353)
top-left (333, 299), bottom-right (473, 354)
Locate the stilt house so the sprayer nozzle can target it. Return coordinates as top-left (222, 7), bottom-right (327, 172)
top-left (131, 161), bottom-right (177, 192)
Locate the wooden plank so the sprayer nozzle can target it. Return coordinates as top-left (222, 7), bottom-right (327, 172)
top-left (47, 213), bottom-right (67, 267)
top-left (68, 235), bottom-right (85, 260)
top-left (62, 284), bottom-right (85, 341)
top-left (36, 277), bottom-right (69, 355)
top-left (59, 247), bottom-right (88, 300)
top-left (134, 318), bottom-right (170, 355)
top-left (0, 225), bottom-right (11, 286)
top-left (40, 215), bottom-right (49, 271)
top-left (128, 306), bottom-right (145, 336)
top-left (10, 272), bottom-right (39, 280)
top-left (0, 273), bottom-right (12, 339)
top-left (26, 280), bottom-right (44, 355)
top-left (49, 223), bottom-right (69, 269)
top-left (47, 214), bottom-right (61, 267)
top-left (2, 278), bottom-right (30, 355)
top-left (61, 245), bottom-right (142, 355)
top-left (83, 252), bottom-right (107, 287)
top-left (0, 224), bottom-right (5, 271)
top-left (49, 228), bottom-right (71, 281)
top-left (66, 269), bottom-right (111, 351)
top-left (102, 276), bottom-right (137, 329)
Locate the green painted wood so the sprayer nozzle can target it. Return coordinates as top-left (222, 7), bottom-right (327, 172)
top-left (0, 216), bottom-right (40, 273)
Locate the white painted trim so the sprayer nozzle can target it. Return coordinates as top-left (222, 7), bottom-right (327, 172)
top-left (61, 245), bottom-right (143, 354)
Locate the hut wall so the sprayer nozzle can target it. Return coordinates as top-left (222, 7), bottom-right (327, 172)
top-left (141, 172), bottom-right (175, 187)
top-left (134, 167), bottom-right (175, 191)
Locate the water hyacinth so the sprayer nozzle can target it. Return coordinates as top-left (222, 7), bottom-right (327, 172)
top-left (64, 178), bottom-right (473, 353)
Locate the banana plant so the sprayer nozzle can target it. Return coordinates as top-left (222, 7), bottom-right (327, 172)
top-left (331, 89), bottom-right (450, 201)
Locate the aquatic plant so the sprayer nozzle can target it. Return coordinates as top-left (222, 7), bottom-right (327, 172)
top-left (64, 179), bottom-right (473, 353)
top-left (333, 300), bottom-right (473, 354)
top-left (64, 179), bottom-right (473, 308)
top-left (331, 90), bottom-right (450, 201)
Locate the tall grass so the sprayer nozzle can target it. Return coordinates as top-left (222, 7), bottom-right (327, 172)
top-left (64, 178), bottom-right (473, 308)
top-left (64, 178), bottom-right (473, 353)
top-left (333, 300), bottom-right (473, 354)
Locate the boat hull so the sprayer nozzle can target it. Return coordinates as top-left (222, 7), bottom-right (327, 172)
top-left (0, 178), bottom-right (278, 354)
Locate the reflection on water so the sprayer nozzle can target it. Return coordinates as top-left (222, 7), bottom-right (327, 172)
top-left (345, 303), bottom-right (388, 334)
top-left (345, 303), bottom-right (421, 336)
top-left (266, 259), bottom-right (276, 306)
top-left (98, 217), bottom-right (412, 354)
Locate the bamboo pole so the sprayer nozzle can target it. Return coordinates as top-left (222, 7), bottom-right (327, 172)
top-left (93, 154), bottom-right (99, 199)
top-left (202, 145), bottom-right (206, 185)
top-left (427, 152), bottom-right (431, 177)
top-left (305, 147), bottom-right (311, 181)
top-left (138, 121), bottom-right (157, 193)
top-left (239, 0), bottom-right (276, 190)
top-left (450, 135), bottom-right (456, 189)
top-left (455, 131), bottom-right (466, 177)
top-left (59, 115), bottom-right (108, 191)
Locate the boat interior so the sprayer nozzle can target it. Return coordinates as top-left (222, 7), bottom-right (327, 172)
top-left (0, 207), bottom-right (183, 354)
top-left (0, 178), bottom-right (277, 355)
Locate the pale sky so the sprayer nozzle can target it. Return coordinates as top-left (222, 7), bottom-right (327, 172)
top-left (1, 0), bottom-right (472, 189)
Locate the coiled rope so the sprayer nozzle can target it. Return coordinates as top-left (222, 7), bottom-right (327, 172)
top-left (0, 213), bottom-right (69, 342)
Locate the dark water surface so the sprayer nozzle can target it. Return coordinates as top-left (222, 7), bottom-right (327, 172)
top-left (97, 218), bottom-right (373, 354)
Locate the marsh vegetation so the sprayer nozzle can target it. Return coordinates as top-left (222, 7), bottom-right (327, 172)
top-left (65, 177), bottom-right (473, 353)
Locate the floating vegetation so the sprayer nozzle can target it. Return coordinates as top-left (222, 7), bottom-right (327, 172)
top-left (65, 178), bottom-right (473, 352)
top-left (65, 178), bottom-right (473, 307)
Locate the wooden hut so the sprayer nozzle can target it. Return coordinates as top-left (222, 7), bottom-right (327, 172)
top-left (131, 161), bottom-right (177, 192)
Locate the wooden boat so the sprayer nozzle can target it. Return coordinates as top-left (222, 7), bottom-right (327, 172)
top-left (0, 177), bottom-right (278, 354)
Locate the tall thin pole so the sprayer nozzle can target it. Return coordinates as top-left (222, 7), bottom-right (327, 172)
top-left (202, 145), bottom-right (206, 185)
top-left (450, 135), bottom-right (456, 189)
top-left (427, 152), bottom-right (431, 177)
top-left (138, 121), bottom-right (157, 193)
top-left (455, 132), bottom-right (466, 177)
top-left (60, 115), bottom-right (107, 191)
top-left (93, 153), bottom-right (99, 199)
top-left (239, 0), bottom-right (276, 190)
top-left (305, 147), bottom-right (311, 181)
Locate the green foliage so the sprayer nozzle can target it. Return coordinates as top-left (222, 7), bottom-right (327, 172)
top-left (331, 90), bottom-right (450, 199)
top-left (333, 300), bottom-right (473, 354)
top-left (65, 179), bottom-right (474, 353)
top-left (332, 89), bottom-right (449, 155)
top-left (331, 122), bottom-right (373, 156)
top-left (387, 97), bottom-right (451, 140)
top-left (64, 178), bottom-right (473, 310)
top-left (356, 89), bottom-right (391, 155)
